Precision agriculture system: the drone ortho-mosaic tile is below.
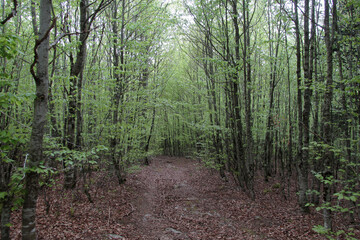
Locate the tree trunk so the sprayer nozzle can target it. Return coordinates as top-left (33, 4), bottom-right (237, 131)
top-left (264, 2), bottom-right (281, 182)
top-left (294, 0), bottom-right (306, 211)
top-left (322, 0), bottom-right (335, 230)
top-left (110, 0), bottom-right (126, 185)
top-left (75, 71), bottom-right (83, 148)
top-left (64, 0), bottom-right (89, 189)
top-left (230, 0), bottom-right (248, 191)
top-left (203, 32), bottom-right (225, 178)
top-left (298, 0), bottom-right (311, 213)
top-left (1, 197), bottom-right (11, 240)
top-left (310, 0), bottom-right (320, 205)
top-left (49, 23), bottom-right (60, 138)
top-left (22, 0), bottom-right (52, 238)
top-left (243, 0), bottom-right (254, 198)
top-left (285, 27), bottom-right (293, 199)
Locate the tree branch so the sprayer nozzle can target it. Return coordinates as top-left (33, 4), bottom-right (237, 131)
top-left (49, 24), bottom-right (102, 49)
top-left (30, 18), bottom-right (57, 84)
top-left (0, 0), bottom-right (17, 25)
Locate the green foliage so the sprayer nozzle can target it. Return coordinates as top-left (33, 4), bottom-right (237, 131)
top-left (126, 165), bottom-right (141, 174)
top-left (310, 141), bottom-right (360, 240)
top-left (0, 0), bottom-right (358, 236)
top-left (0, 34), bottom-right (19, 60)
top-left (44, 143), bottom-right (108, 169)
top-left (313, 225), bottom-right (358, 240)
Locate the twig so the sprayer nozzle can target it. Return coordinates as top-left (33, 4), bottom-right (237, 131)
top-left (49, 24), bottom-right (102, 49)
top-left (123, 203), bottom-right (135, 217)
top-left (107, 206), bottom-right (111, 226)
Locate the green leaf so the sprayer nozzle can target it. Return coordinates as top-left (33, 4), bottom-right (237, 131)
top-left (0, 191), bottom-right (8, 199)
top-left (349, 195), bottom-right (357, 202)
top-left (312, 225), bottom-right (329, 234)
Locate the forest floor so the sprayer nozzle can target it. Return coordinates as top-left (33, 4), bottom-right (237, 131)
top-left (8, 156), bottom-right (357, 239)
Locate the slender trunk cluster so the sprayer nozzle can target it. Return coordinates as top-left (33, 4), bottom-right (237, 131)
top-left (110, 0), bottom-right (127, 185)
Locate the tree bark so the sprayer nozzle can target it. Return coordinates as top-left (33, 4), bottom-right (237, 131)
top-left (264, 2), bottom-right (281, 182)
top-left (64, 0), bottom-right (89, 189)
top-left (298, 0), bottom-right (311, 213)
top-left (242, 0), bottom-right (254, 198)
top-left (1, 195), bottom-right (12, 240)
top-left (22, 0), bottom-right (52, 238)
top-left (229, 0), bottom-right (248, 191)
top-left (284, 26), bottom-right (293, 199)
top-left (294, 0), bottom-right (306, 211)
top-left (322, 0), bottom-right (335, 230)
top-left (110, 0), bottom-right (126, 185)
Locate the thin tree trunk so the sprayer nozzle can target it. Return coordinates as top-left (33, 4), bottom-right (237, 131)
top-left (110, 0), bottom-right (126, 185)
top-left (230, 0), bottom-right (248, 191)
top-left (49, 20), bottom-right (60, 138)
top-left (1, 196), bottom-right (11, 240)
top-left (299, 0), bottom-right (311, 213)
top-left (264, 3), bottom-right (281, 182)
top-left (64, 0), bottom-right (89, 189)
top-left (75, 71), bottom-right (83, 149)
top-left (243, 0), bottom-right (254, 198)
top-left (285, 28), bottom-right (293, 199)
top-left (203, 32), bottom-right (225, 178)
top-left (310, 0), bottom-right (321, 205)
top-left (294, 0), bottom-right (305, 211)
top-left (322, 0), bottom-right (335, 230)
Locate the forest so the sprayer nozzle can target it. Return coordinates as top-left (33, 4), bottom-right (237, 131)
top-left (0, 0), bottom-right (359, 239)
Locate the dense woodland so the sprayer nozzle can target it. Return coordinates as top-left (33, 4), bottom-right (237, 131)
top-left (0, 0), bottom-right (359, 239)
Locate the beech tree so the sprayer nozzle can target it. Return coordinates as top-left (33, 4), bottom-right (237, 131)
top-left (22, 0), bottom-right (53, 238)
top-left (0, 0), bottom-right (359, 237)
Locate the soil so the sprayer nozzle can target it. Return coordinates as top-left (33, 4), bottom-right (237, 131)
top-left (7, 156), bottom-right (357, 239)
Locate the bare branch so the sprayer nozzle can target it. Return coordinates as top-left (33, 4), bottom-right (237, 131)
top-left (30, 18), bottom-right (57, 83)
top-left (49, 24), bottom-right (102, 49)
top-left (0, 0), bottom-right (17, 25)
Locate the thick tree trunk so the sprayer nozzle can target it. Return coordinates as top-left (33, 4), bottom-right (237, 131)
top-left (22, 0), bottom-right (52, 238)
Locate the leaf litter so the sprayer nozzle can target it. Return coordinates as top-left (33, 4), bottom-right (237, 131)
top-left (7, 156), bottom-right (359, 239)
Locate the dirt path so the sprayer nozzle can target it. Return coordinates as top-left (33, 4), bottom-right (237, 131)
top-left (122, 157), bottom-right (199, 240)
top-left (120, 156), bottom-right (215, 239)
top-left (116, 156), bottom-right (323, 240)
top-left (8, 155), bottom-right (328, 239)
